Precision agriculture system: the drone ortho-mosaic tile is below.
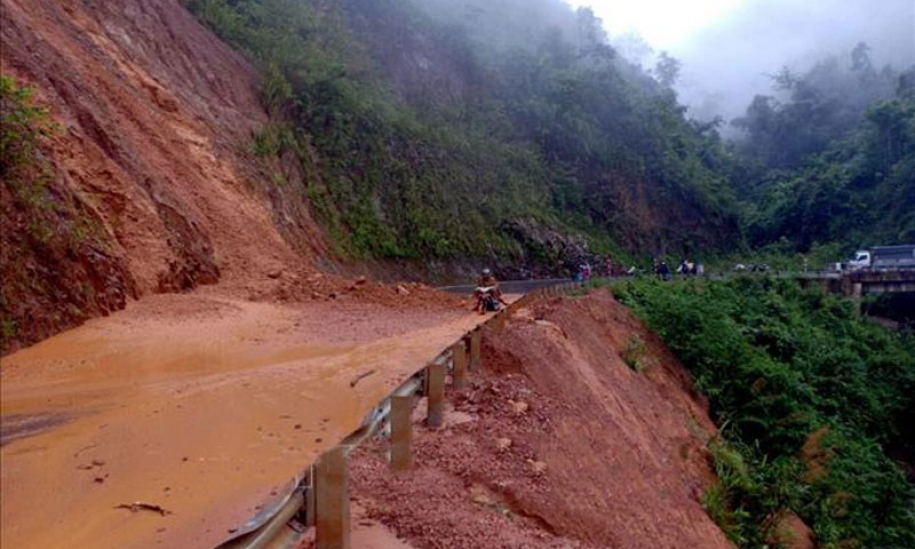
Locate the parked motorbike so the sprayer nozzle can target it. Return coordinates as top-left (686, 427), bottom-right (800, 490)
top-left (474, 286), bottom-right (501, 313)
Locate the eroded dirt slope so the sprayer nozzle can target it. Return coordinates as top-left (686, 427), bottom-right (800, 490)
top-left (350, 289), bottom-right (732, 549)
top-left (0, 0), bottom-right (326, 352)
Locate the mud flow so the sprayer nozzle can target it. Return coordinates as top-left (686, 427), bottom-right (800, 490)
top-left (0, 293), bottom-right (480, 549)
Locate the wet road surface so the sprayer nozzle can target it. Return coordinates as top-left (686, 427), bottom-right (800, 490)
top-left (0, 294), bottom-right (483, 549)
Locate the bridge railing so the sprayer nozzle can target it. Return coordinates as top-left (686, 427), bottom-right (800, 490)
top-left (213, 280), bottom-right (580, 549)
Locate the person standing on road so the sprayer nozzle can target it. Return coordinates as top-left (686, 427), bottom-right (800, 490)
top-left (678, 259), bottom-right (689, 275)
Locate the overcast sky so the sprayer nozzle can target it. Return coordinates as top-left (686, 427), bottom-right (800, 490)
top-left (566, 0), bottom-right (915, 122)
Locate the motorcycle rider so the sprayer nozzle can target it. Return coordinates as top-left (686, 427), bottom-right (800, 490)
top-left (474, 268), bottom-right (508, 311)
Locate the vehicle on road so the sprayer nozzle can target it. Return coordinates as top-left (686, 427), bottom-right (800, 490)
top-left (843, 245), bottom-right (915, 271)
top-left (474, 286), bottom-right (502, 313)
top-left (732, 263), bottom-right (769, 273)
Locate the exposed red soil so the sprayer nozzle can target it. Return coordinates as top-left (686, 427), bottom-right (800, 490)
top-left (0, 0), bottom-right (332, 352)
top-left (207, 269), bottom-right (467, 311)
top-left (774, 513), bottom-right (816, 549)
top-left (349, 290), bottom-right (733, 549)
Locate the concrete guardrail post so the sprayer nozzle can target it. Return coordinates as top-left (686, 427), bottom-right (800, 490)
top-left (469, 331), bottom-right (482, 372)
top-left (315, 446), bottom-right (351, 549)
top-left (425, 362), bottom-right (446, 428)
top-left (852, 282), bottom-right (863, 313)
top-left (389, 395), bottom-right (413, 470)
top-left (452, 342), bottom-right (467, 390)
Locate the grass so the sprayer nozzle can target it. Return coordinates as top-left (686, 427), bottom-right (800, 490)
top-left (621, 334), bottom-right (649, 372)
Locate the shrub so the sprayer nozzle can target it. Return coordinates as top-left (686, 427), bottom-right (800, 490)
top-left (615, 277), bottom-right (915, 548)
top-left (1, 75), bottom-right (56, 179)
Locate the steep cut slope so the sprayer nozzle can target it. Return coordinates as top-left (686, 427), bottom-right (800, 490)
top-left (186, 0), bottom-right (740, 268)
top-left (0, 0), bottom-right (327, 353)
top-left (351, 290), bottom-right (733, 549)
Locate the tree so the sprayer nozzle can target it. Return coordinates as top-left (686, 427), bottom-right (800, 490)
top-left (654, 51), bottom-right (681, 88)
top-left (850, 41), bottom-right (873, 74)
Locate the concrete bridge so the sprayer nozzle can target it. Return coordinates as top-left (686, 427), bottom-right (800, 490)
top-left (796, 269), bottom-right (915, 296)
top-left (844, 269), bottom-right (915, 295)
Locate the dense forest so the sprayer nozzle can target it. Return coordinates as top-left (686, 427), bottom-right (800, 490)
top-left (183, 0), bottom-right (741, 270)
top-left (182, 0), bottom-right (914, 271)
top-left (615, 277), bottom-right (915, 549)
top-left (731, 44), bottom-right (915, 255)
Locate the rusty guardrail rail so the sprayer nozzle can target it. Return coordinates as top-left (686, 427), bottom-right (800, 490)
top-left (213, 280), bottom-right (579, 549)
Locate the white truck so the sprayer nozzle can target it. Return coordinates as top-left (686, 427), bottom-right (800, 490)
top-left (844, 245), bottom-right (915, 271)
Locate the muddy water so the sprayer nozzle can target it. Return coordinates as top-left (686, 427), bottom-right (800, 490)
top-left (1, 295), bottom-right (482, 549)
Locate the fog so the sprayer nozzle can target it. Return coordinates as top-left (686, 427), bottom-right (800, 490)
top-left (579, 0), bottom-right (915, 125)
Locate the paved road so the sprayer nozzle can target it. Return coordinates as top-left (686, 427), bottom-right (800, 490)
top-left (438, 278), bottom-right (573, 295)
top-left (438, 271), bottom-right (849, 295)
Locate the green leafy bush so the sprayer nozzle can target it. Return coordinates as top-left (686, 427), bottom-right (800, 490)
top-left (615, 277), bottom-right (915, 548)
top-left (1, 75), bottom-right (62, 246)
top-left (1, 75), bottom-right (56, 179)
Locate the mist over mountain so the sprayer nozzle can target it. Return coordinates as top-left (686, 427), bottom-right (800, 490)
top-left (668, 0), bottom-right (915, 124)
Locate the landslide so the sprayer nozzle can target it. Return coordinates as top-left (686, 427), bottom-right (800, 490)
top-left (350, 290), bottom-right (733, 549)
top-left (0, 291), bottom-right (474, 549)
top-left (0, 0), bottom-right (327, 354)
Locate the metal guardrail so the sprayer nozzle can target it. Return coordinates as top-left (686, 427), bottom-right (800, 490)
top-left (437, 278), bottom-right (572, 295)
top-left (212, 280), bottom-right (580, 549)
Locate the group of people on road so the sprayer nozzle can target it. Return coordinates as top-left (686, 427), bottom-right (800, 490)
top-left (676, 259), bottom-right (704, 276)
top-left (574, 263), bottom-right (592, 284)
top-left (654, 258), bottom-right (704, 281)
top-left (472, 254), bottom-right (706, 312)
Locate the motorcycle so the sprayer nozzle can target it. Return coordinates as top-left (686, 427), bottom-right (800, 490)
top-left (474, 286), bottom-right (501, 313)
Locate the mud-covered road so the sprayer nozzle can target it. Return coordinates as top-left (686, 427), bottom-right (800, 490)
top-left (0, 293), bottom-right (483, 549)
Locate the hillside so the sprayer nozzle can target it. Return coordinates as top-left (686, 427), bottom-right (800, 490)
top-left (0, 0), bottom-right (751, 353)
top-left (0, 0), bottom-right (330, 353)
top-left (615, 277), bottom-right (915, 548)
top-left (183, 0), bottom-right (741, 263)
top-left (2, 2), bottom-right (914, 549)
top-left (350, 290), bottom-right (735, 549)
top-left (730, 47), bottom-right (915, 254)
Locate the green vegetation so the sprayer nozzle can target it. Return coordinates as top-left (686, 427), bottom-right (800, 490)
top-left (183, 0), bottom-right (739, 262)
top-left (183, 1), bottom-right (914, 270)
top-left (615, 277), bottom-right (915, 548)
top-left (1, 75), bottom-right (57, 349)
top-left (621, 333), bottom-right (650, 372)
top-left (1, 74), bottom-right (118, 353)
top-left (1, 74), bottom-right (100, 247)
top-left (1, 74), bottom-right (62, 252)
top-left (2, 76), bottom-right (50, 172)
top-left (1, 74), bottom-right (57, 190)
top-left (733, 47), bottom-right (915, 253)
